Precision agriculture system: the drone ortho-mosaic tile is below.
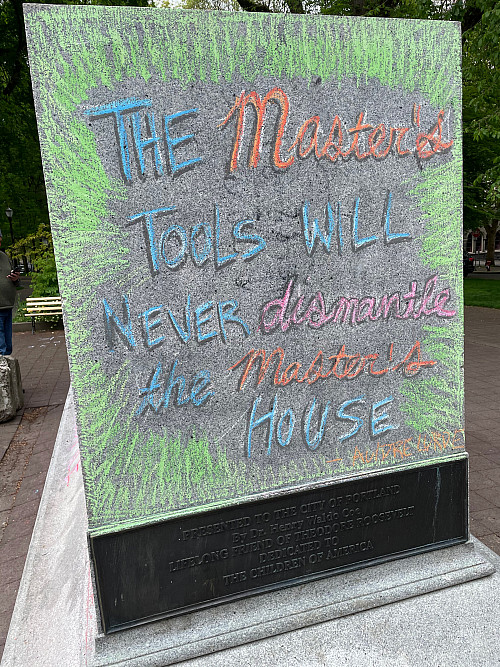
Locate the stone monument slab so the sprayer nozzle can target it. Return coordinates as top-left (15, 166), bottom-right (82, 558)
top-left (24, 4), bottom-right (466, 634)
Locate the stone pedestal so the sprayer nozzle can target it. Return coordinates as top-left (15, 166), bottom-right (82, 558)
top-left (0, 355), bottom-right (23, 423)
top-left (23, 6), bottom-right (473, 656)
top-left (2, 394), bottom-right (498, 667)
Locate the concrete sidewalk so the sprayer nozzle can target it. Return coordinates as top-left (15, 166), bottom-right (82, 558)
top-left (0, 307), bottom-right (499, 660)
top-left (0, 330), bottom-right (69, 659)
top-left (464, 307), bottom-right (500, 554)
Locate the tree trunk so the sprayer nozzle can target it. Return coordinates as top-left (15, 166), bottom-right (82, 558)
top-left (286, 0), bottom-right (305, 14)
top-left (484, 221), bottom-right (499, 266)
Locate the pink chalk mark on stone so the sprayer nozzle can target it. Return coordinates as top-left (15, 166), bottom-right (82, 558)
top-left (65, 428), bottom-right (80, 486)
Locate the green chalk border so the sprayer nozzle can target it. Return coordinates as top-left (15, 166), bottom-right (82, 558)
top-left (24, 5), bottom-right (463, 535)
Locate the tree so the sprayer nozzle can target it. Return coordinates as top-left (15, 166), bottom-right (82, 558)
top-left (0, 0), bottom-right (154, 252)
top-left (168, 0), bottom-right (242, 10)
top-left (462, 0), bottom-right (500, 263)
top-left (463, 89), bottom-right (500, 262)
top-left (0, 0), bottom-right (49, 242)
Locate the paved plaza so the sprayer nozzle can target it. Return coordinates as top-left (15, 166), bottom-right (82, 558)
top-left (0, 329), bottom-right (69, 659)
top-left (0, 307), bottom-right (499, 660)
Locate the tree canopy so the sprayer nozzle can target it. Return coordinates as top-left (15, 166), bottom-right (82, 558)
top-left (0, 0), bottom-right (48, 240)
top-left (462, 0), bottom-right (500, 230)
top-left (0, 0), bottom-right (152, 245)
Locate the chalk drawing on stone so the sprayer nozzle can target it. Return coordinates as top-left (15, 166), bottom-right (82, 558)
top-left (24, 6), bottom-right (463, 537)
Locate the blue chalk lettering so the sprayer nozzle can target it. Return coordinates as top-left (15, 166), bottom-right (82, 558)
top-left (136, 362), bottom-right (163, 415)
top-left (233, 219), bottom-right (267, 260)
top-left (103, 293), bottom-right (136, 350)
top-left (168, 294), bottom-right (192, 344)
top-left (160, 224), bottom-right (187, 268)
top-left (84, 98), bottom-right (151, 181)
top-left (304, 398), bottom-right (330, 450)
top-left (352, 198), bottom-right (378, 249)
top-left (164, 108), bottom-right (202, 175)
top-left (215, 206), bottom-right (238, 267)
top-left (195, 301), bottom-right (218, 343)
top-left (248, 393), bottom-right (278, 457)
top-left (331, 202), bottom-right (343, 254)
top-left (128, 206), bottom-right (176, 272)
top-left (190, 223), bottom-right (212, 266)
top-left (217, 300), bottom-right (251, 343)
top-left (277, 408), bottom-right (295, 447)
top-left (191, 370), bottom-right (214, 406)
top-left (384, 193), bottom-right (411, 243)
top-left (337, 395), bottom-right (365, 443)
top-left (141, 306), bottom-right (165, 348)
top-left (163, 360), bottom-right (189, 409)
top-left (131, 110), bottom-right (164, 177)
top-left (371, 395), bottom-right (398, 436)
top-left (302, 201), bottom-right (341, 255)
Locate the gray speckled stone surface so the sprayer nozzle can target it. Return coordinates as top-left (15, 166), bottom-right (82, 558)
top-left (2, 394), bottom-right (497, 667)
top-left (23, 6), bottom-right (469, 634)
top-left (24, 6), bottom-right (465, 539)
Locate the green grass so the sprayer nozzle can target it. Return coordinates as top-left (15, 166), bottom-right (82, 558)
top-left (464, 278), bottom-right (500, 309)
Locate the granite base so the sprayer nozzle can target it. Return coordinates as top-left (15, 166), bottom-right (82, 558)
top-left (2, 392), bottom-right (497, 667)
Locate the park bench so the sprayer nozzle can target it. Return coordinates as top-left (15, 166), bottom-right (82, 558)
top-left (26, 296), bottom-right (63, 334)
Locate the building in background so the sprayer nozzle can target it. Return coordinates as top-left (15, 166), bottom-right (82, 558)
top-left (465, 227), bottom-right (500, 264)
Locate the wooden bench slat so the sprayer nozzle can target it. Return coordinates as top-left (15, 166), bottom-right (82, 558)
top-left (27, 300), bottom-right (62, 305)
top-left (27, 311), bottom-right (63, 315)
top-left (25, 296), bottom-right (63, 332)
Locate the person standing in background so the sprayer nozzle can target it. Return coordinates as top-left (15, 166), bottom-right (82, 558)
top-left (0, 229), bottom-right (21, 355)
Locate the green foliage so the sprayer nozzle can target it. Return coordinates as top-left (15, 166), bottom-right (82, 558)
top-left (9, 223), bottom-right (60, 297)
top-left (173, 0), bottom-right (242, 10)
top-left (13, 298), bottom-right (27, 322)
top-left (0, 0), bottom-right (49, 239)
top-left (463, 0), bottom-right (500, 144)
top-left (463, 127), bottom-right (500, 229)
top-left (8, 223), bottom-right (53, 262)
top-left (321, 0), bottom-right (443, 18)
top-left (30, 255), bottom-right (59, 297)
top-left (0, 0), bottom-right (155, 243)
top-left (462, 1), bottom-right (500, 230)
